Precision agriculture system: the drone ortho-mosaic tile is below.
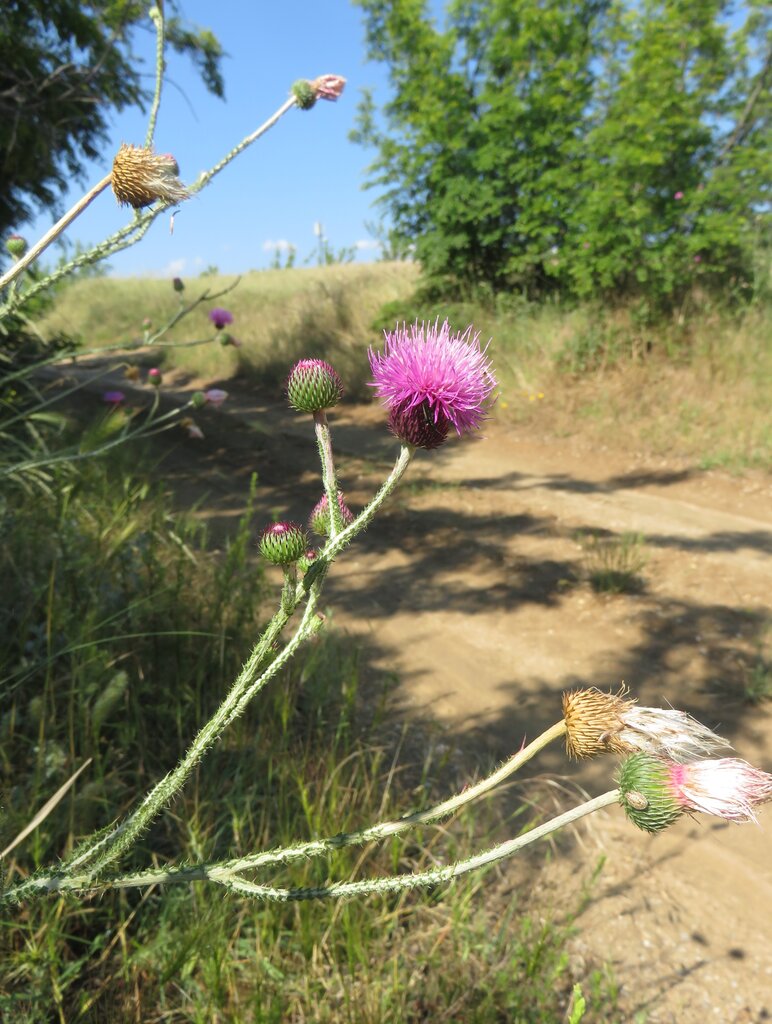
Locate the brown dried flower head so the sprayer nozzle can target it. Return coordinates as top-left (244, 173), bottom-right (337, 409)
top-left (111, 144), bottom-right (189, 209)
top-left (562, 686), bottom-right (729, 762)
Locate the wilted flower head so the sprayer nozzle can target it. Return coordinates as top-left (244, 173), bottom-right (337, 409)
top-left (291, 74), bottom-right (346, 109)
top-left (309, 492), bottom-right (355, 536)
top-left (103, 390), bottom-right (125, 406)
top-left (209, 308), bottom-right (234, 330)
top-left (368, 319), bottom-right (496, 450)
top-left (180, 417), bottom-right (204, 439)
top-left (259, 521), bottom-right (308, 565)
top-left (286, 359), bottom-right (343, 413)
top-left (172, 277), bottom-right (185, 293)
top-left (124, 366), bottom-right (141, 382)
top-left (618, 753), bottom-right (772, 833)
top-left (219, 332), bottom-right (241, 348)
top-left (562, 687), bottom-right (729, 762)
top-left (111, 144), bottom-right (188, 208)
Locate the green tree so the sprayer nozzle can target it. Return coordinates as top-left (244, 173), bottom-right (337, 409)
top-left (354, 0), bottom-right (770, 309)
top-left (0, 1), bottom-right (224, 237)
top-left (565, 0), bottom-right (771, 311)
top-left (352, 0), bottom-right (609, 299)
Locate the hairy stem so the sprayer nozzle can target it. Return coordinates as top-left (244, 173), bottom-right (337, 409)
top-left (313, 411), bottom-right (343, 536)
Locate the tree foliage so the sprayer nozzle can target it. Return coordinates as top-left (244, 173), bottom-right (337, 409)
top-left (0, 1), bottom-right (224, 236)
top-left (353, 0), bottom-right (771, 309)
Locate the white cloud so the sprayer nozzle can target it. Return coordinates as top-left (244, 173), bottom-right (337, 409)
top-left (262, 238), bottom-right (295, 252)
top-left (354, 239), bottom-right (381, 251)
top-left (162, 257), bottom-right (187, 276)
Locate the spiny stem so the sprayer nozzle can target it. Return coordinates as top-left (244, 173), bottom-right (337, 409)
top-left (313, 411), bottom-right (343, 536)
top-left (145, 4), bottom-right (166, 149)
top-left (224, 791), bottom-right (621, 902)
top-left (45, 720), bottom-right (569, 892)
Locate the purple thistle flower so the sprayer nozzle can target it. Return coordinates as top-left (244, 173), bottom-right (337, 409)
top-left (103, 390), bottom-right (125, 405)
top-left (368, 319), bottom-right (496, 447)
top-left (209, 307), bottom-right (234, 330)
top-left (204, 388), bottom-right (228, 408)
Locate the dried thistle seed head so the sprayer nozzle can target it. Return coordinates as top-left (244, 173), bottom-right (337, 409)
top-left (562, 687), bottom-right (628, 758)
top-left (111, 144), bottom-right (189, 208)
top-left (562, 686), bottom-right (730, 762)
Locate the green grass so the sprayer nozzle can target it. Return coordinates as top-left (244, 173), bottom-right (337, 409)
top-left (0, 440), bottom-right (615, 1022)
top-left (577, 531), bottom-right (648, 595)
top-left (39, 263), bottom-right (772, 469)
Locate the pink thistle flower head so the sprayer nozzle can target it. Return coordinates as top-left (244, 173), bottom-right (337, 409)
top-left (259, 521), bottom-right (308, 565)
top-left (291, 74), bottom-right (346, 110)
top-left (368, 319), bottom-right (496, 449)
top-left (209, 308), bottom-right (234, 330)
top-left (286, 359), bottom-right (343, 413)
top-left (309, 492), bottom-right (355, 537)
top-left (103, 390), bottom-right (125, 405)
top-left (670, 758), bottom-right (772, 824)
top-left (311, 74), bottom-right (346, 101)
top-left (562, 687), bottom-right (729, 762)
top-left (674, 190), bottom-right (684, 200)
top-left (148, 367), bottom-right (162, 387)
top-left (618, 753), bottom-right (772, 833)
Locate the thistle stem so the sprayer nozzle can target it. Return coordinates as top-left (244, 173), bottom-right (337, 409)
top-left (0, 174), bottom-right (113, 291)
top-left (225, 790), bottom-right (621, 903)
top-left (313, 410), bottom-right (343, 536)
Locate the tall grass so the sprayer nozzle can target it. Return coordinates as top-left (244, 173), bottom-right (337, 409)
top-left (39, 263), bottom-right (771, 469)
top-left (0, 440), bottom-right (614, 1022)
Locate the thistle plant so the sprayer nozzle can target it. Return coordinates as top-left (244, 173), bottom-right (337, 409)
top-left (1, 7), bottom-right (769, 924)
top-left (4, 323), bottom-right (770, 908)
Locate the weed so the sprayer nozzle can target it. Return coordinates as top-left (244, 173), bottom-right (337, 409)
top-left (0, 441), bottom-right (617, 1022)
top-left (578, 531), bottom-right (648, 594)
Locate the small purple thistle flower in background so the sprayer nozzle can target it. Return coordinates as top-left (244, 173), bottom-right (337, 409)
top-left (368, 319), bottom-right (496, 450)
top-left (103, 390), bottom-right (125, 406)
top-left (203, 388), bottom-right (228, 408)
top-left (209, 308), bottom-right (234, 330)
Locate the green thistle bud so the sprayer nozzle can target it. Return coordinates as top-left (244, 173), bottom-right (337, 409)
top-left (286, 359), bottom-right (343, 414)
top-left (309, 492), bottom-right (355, 537)
top-left (172, 277), bottom-right (185, 292)
top-left (259, 522), bottom-right (308, 565)
top-left (5, 234), bottom-right (28, 259)
top-left (617, 753), bottom-right (684, 834)
top-left (291, 79), bottom-right (317, 110)
top-left (191, 391), bottom-right (207, 409)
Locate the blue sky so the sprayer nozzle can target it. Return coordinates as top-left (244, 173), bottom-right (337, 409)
top-left (25, 1), bottom-right (401, 278)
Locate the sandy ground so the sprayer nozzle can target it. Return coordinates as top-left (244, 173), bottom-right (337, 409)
top-left (69, 365), bottom-right (772, 1022)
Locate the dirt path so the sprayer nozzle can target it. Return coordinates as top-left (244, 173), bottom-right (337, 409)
top-left (78, 366), bottom-right (772, 1022)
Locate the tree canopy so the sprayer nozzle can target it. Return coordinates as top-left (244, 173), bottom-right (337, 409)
top-left (0, 1), bottom-right (224, 236)
top-left (353, 0), bottom-right (771, 309)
